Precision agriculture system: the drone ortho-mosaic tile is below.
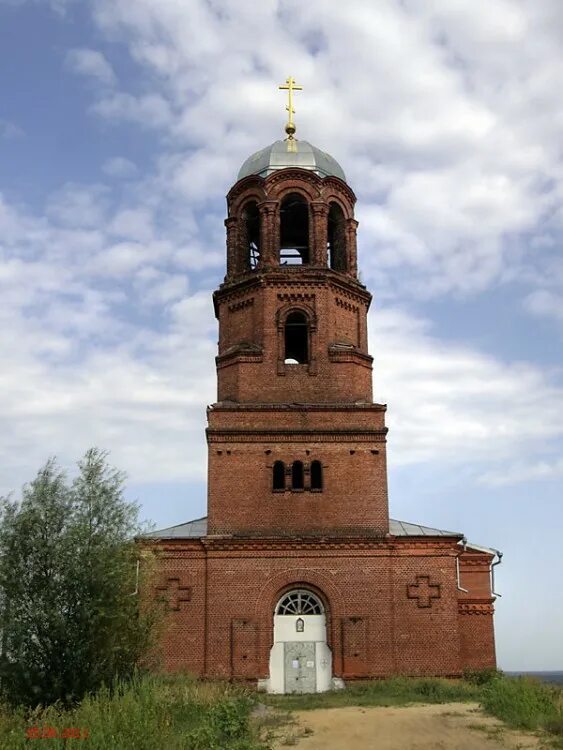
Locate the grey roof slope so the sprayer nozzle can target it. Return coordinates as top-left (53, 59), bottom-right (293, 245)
top-left (238, 139), bottom-right (346, 182)
top-left (141, 516), bottom-right (461, 540)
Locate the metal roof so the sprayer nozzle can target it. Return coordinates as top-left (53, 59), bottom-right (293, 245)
top-left (237, 139), bottom-right (346, 182)
top-left (141, 516), bottom-right (461, 540)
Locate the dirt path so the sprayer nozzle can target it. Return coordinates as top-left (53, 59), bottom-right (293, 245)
top-left (272, 702), bottom-right (541, 750)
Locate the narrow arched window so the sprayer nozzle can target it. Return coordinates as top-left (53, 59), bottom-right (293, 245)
top-left (273, 461), bottom-right (285, 491)
top-left (242, 201), bottom-right (260, 270)
top-left (280, 193), bottom-right (309, 265)
top-left (292, 461), bottom-right (304, 490)
top-left (311, 460), bottom-right (323, 491)
top-left (284, 311), bottom-right (309, 364)
top-left (328, 202), bottom-right (347, 272)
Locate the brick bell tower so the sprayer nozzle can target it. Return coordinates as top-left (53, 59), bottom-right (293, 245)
top-left (206, 78), bottom-right (389, 538)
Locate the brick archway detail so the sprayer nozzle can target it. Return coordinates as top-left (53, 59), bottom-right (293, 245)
top-left (255, 568), bottom-right (344, 622)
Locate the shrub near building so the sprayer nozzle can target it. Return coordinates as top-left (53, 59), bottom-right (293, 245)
top-left (0, 449), bottom-right (158, 709)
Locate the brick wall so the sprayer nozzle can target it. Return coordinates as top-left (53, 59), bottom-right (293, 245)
top-left (215, 274), bottom-right (373, 404)
top-left (206, 404), bottom-right (389, 537)
top-left (146, 539), bottom-right (495, 678)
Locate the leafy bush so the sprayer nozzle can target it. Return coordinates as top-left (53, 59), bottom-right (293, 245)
top-left (0, 450), bottom-right (160, 708)
top-left (463, 667), bottom-right (503, 686)
top-left (481, 675), bottom-right (563, 731)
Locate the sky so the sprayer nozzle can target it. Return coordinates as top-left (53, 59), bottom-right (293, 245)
top-left (0, 0), bottom-right (562, 671)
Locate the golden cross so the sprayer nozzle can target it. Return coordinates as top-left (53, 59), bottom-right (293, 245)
top-left (278, 76), bottom-right (303, 135)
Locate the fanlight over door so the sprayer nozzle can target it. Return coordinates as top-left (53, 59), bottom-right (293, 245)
top-left (276, 590), bottom-right (324, 615)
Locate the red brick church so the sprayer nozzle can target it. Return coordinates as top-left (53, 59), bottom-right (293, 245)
top-left (143, 81), bottom-right (500, 693)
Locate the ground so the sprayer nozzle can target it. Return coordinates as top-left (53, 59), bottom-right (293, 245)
top-left (271, 703), bottom-right (542, 750)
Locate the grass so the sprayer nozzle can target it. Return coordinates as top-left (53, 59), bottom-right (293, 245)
top-left (263, 675), bottom-right (482, 711)
top-left (480, 674), bottom-right (563, 747)
top-left (0, 673), bottom-right (269, 750)
top-left (1, 671), bottom-right (562, 749)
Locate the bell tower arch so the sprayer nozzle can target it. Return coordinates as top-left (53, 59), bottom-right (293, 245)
top-left (216, 167), bottom-right (371, 404)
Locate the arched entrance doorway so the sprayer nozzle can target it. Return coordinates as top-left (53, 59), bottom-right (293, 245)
top-left (268, 589), bottom-right (332, 694)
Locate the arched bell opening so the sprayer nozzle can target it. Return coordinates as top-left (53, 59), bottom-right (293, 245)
top-left (284, 311), bottom-right (309, 364)
top-left (280, 193), bottom-right (310, 265)
top-left (241, 200), bottom-right (260, 270)
top-left (328, 202), bottom-right (347, 272)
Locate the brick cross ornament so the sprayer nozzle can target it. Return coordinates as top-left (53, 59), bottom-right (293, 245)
top-left (407, 575), bottom-right (441, 608)
top-left (156, 578), bottom-right (192, 611)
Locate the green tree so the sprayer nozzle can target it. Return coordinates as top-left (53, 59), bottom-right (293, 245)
top-left (0, 449), bottom-right (158, 707)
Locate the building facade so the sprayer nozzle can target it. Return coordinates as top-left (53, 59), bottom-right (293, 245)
top-left (143, 129), bottom-right (499, 693)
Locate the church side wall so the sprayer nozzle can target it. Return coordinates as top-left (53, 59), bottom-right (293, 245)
top-left (146, 540), bottom-right (500, 680)
top-left (150, 544), bottom-right (207, 675)
top-left (458, 610), bottom-right (496, 671)
top-left (391, 551), bottom-right (462, 676)
top-left (198, 541), bottom-right (463, 680)
top-left (457, 552), bottom-right (497, 670)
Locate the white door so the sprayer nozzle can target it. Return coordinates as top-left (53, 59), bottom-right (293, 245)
top-left (268, 590), bottom-right (332, 694)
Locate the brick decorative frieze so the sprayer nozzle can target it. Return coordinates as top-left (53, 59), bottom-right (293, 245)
top-left (277, 292), bottom-right (316, 303)
top-left (228, 297), bottom-right (255, 313)
top-left (458, 602), bottom-right (495, 615)
top-left (335, 296), bottom-right (359, 313)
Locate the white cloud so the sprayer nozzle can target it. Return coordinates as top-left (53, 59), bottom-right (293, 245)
top-left (4, 0), bottom-right (563, 492)
top-left (46, 183), bottom-right (109, 228)
top-left (373, 307), bottom-right (563, 468)
top-left (0, 195), bottom-right (217, 495)
top-left (524, 289), bottom-right (563, 324)
top-left (480, 457), bottom-right (563, 487)
top-left (0, 118), bottom-right (24, 139)
top-left (65, 48), bottom-right (117, 87)
top-left (91, 92), bottom-right (172, 128)
top-left (134, 268), bottom-right (189, 306)
top-left (80, 0), bottom-right (563, 300)
top-left (109, 208), bottom-right (154, 243)
top-left (102, 157), bottom-right (138, 179)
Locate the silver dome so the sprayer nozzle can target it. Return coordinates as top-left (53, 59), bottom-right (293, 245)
top-left (238, 139), bottom-right (346, 182)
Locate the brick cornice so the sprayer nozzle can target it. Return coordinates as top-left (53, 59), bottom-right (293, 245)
top-left (215, 268), bottom-right (370, 303)
top-left (200, 536), bottom-right (459, 553)
top-left (226, 168), bottom-right (357, 204)
top-left (460, 558), bottom-right (493, 567)
top-left (208, 402), bottom-right (387, 413)
top-left (328, 277), bottom-right (371, 306)
top-left (206, 427), bottom-right (388, 443)
top-left (139, 535), bottom-right (463, 559)
top-left (328, 347), bottom-right (374, 368)
top-left (216, 345), bottom-right (263, 368)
